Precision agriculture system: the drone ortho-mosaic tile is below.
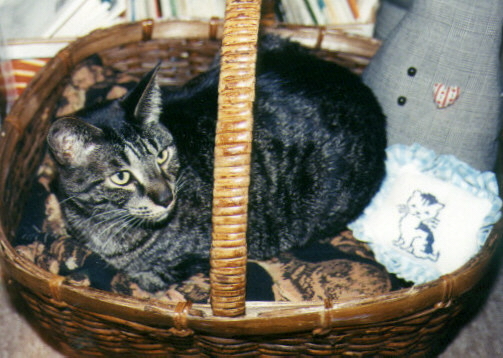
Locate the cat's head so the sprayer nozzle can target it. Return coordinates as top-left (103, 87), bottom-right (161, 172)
top-left (47, 65), bottom-right (180, 225)
top-left (407, 190), bottom-right (444, 220)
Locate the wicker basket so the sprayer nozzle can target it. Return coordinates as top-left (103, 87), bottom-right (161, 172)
top-left (1, 0), bottom-right (502, 356)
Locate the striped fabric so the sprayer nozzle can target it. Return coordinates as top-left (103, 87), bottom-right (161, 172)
top-left (0, 58), bottom-right (49, 116)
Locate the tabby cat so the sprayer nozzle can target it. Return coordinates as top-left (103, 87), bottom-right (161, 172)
top-left (47, 35), bottom-right (387, 292)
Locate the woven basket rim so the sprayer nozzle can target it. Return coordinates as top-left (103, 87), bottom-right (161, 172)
top-left (1, 220), bottom-right (500, 336)
top-left (0, 16), bottom-right (501, 337)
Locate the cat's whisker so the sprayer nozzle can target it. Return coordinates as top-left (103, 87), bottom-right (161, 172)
top-left (109, 216), bottom-right (147, 251)
top-left (175, 177), bottom-right (189, 195)
top-left (89, 212), bottom-right (132, 241)
top-left (99, 213), bottom-right (133, 236)
top-left (116, 215), bottom-right (138, 233)
top-left (115, 217), bottom-right (142, 243)
top-left (95, 214), bottom-right (137, 252)
top-left (79, 209), bottom-right (129, 229)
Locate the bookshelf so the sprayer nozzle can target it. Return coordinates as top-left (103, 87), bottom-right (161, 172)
top-left (0, 0), bottom-right (378, 42)
top-left (0, 0), bottom-right (378, 119)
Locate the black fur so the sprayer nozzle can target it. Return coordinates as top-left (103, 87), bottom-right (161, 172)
top-left (47, 35), bottom-right (387, 292)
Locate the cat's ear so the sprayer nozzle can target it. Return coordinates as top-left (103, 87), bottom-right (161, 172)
top-left (47, 117), bottom-right (103, 167)
top-left (121, 63), bottom-right (162, 127)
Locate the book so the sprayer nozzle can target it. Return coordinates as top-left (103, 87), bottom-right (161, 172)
top-left (43, 0), bottom-right (127, 37)
top-left (277, 0), bottom-right (378, 29)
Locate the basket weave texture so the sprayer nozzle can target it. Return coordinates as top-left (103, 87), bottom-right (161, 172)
top-left (0, 0), bottom-right (502, 356)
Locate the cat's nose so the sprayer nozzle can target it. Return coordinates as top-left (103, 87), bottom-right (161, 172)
top-left (153, 188), bottom-right (173, 207)
top-left (149, 181), bottom-right (173, 207)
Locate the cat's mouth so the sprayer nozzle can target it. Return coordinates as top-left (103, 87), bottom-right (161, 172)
top-left (129, 196), bottom-right (177, 225)
top-left (152, 199), bottom-right (177, 223)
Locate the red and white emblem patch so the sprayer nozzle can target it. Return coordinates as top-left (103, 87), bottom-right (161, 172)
top-left (433, 83), bottom-right (461, 109)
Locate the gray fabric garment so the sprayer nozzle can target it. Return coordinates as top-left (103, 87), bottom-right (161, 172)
top-left (364, 0), bottom-right (503, 172)
top-left (374, 0), bottom-right (412, 40)
top-left (387, 0), bottom-right (414, 8)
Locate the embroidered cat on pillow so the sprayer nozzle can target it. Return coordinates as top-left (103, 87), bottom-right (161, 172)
top-left (395, 190), bottom-right (444, 261)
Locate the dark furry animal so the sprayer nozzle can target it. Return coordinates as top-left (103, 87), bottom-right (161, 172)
top-left (47, 35), bottom-right (387, 292)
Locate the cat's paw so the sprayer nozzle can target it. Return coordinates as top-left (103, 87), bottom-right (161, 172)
top-left (426, 218), bottom-right (440, 228)
top-left (430, 251), bottom-right (440, 262)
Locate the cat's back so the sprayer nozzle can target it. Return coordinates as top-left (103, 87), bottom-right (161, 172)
top-left (253, 36), bottom-right (386, 150)
top-left (244, 36), bottom-right (387, 258)
top-left (162, 35), bottom-right (385, 144)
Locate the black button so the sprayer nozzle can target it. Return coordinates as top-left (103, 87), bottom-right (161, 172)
top-left (398, 96), bottom-right (407, 106)
top-left (407, 67), bottom-right (417, 77)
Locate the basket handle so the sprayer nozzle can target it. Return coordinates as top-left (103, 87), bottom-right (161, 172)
top-left (210, 0), bottom-right (262, 317)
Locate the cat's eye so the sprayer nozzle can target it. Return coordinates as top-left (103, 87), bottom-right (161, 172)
top-left (110, 170), bottom-right (132, 186)
top-left (157, 148), bottom-right (170, 165)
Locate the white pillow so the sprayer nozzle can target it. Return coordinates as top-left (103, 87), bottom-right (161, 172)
top-left (349, 144), bottom-right (502, 284)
